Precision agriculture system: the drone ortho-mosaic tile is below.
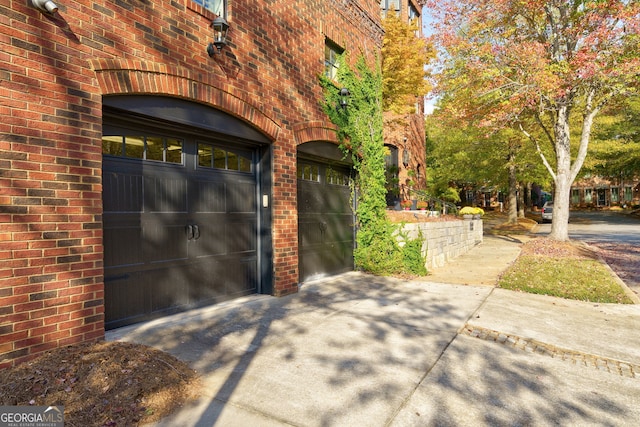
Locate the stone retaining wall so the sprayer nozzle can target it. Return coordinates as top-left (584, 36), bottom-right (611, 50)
top-left (399, 219), bottom-right (483, 270)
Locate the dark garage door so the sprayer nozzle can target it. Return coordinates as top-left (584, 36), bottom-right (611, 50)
top-left (102, 107), bottom-right (269, 329)
top-left (297, 156), bottom-right (354, 282)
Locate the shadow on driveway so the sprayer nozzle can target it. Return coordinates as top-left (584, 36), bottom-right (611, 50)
top-left (108, 273), bottom-right (640, 426)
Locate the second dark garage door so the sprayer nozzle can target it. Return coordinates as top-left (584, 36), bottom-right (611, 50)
top-left (297, 152), bottom-right (355, 282)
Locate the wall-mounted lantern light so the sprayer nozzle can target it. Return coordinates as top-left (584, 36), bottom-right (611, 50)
top-left (207, 17), bottom-right (230, 57)
top-left (32, 0), bottom-right (58, 14)
top-left (336, 88), bottom-right (350, 111)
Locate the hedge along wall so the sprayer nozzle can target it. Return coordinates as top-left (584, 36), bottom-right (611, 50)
top-left (399, 219), bottom-right (483, 270)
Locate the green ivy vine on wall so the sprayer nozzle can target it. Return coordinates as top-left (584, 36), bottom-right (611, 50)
top-left (320, 54), bottom-right (426, 276)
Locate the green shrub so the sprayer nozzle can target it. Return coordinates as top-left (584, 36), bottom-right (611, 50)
top-left (401, 236), bottom-right (427, 275)
top-left (354, 232), bottom-right (404, 275)
top-left (459, 206), bottom-right (484, 216)
top-left (354, 222), bottom-right (427, 276)
top-left (321, 55), bottom-right (427, 277)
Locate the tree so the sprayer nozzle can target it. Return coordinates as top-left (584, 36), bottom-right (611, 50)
top-left (382, 13), bottom-right (434, 114)
top-left (587, 96), bottom-right (640, 179)
top-left (426, 109), bottom-right (549, 224)
top-left (428, 0), bottom-right (640, 240)
top-left (381, 13), bottom-right (436, 202)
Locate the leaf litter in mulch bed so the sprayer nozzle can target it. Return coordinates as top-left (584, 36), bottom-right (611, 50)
top-left (0, 341), bottom-right (200, 427)
top-left (519, 237), bottom-right (596, 259)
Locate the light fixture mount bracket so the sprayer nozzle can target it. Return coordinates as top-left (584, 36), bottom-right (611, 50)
top-left (32, 0), bottom-right (58, 14)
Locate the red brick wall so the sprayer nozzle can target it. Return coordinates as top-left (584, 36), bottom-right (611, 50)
top-left (0, 39), bottom-right (104, 370)
top-left (1, 0), bottom-right (382, 367)
top-left (384, 111), bottom-right (427, 199)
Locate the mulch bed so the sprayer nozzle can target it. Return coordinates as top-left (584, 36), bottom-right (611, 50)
top-left (386, 210), bottom-right (460, 223)
top-left (588, 242), bottom-right (640, 288)
top-left (519, 237), bottom-right (597, 259)
top-left (0, 341), bottom-right (200, 427)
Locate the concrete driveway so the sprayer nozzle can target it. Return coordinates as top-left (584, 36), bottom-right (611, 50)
top-left (108, 261), bottom-right (640, 426)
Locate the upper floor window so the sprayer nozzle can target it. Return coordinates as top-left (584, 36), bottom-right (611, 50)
top-left (380, 0), bottom-right (401, 17)
top-left (408, 3), bottom-right (421, 35)
top-left (408, 3), bottom-right (419, 21)
top-left (384, 144), bottom-right (398, 168)
top-left (324, 41), bottom-right (343, 80)
top-left (192, 0), bottom-right (225, 17)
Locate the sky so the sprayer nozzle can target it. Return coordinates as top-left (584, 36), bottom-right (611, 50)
top-left (422, 6), bottom-right (438, 114)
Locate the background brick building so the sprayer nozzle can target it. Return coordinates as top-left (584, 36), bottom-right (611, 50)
top-left (570, 176), bottom-right (640, 208)
top-left (1, 0), bottom-right (383, 367)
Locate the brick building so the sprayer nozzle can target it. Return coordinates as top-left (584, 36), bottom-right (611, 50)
top-left (570, 176), bottom-right (640, 208)
top-left (0, 0), bottom-right (385, 367)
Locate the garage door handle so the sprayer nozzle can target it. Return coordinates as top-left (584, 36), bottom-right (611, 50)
top-left (193, 224), bottom-right (200, 240)
top-left (186, 224), bottom-right (194, 240)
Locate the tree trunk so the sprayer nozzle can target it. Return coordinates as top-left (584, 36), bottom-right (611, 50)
top-left (507, 146), bottom-right (518, 224)
top-left (549, 107), bottom-right (572, 241)
top-left (517, 181), bottom-right (525, 218)
top-left (507, 150), bottom-right (518, 224)
top-left (525, 182), bottom-right (533, 210)
top-left (551, 174), bottom-right (572, 240)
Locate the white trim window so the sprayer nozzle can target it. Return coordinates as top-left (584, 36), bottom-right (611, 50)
top-left (381, 0), bottom-right (401, 17)
top-left (611, 187), bottom-right (619, 203)
top-left (324, 41), bottom-right (343, 80)
top-left (571, 188), bottom-right (580, 204)
top-left (192, 0), bottom-right (225, 17)
top-left (584, 188), bottom-right (593, 203)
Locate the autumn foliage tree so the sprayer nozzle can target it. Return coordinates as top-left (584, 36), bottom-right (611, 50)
top-left (382, 12), bottom-right (434, 113)
top-left (381, 12), bottom-right (436, 202)
top-left (428, 0), bottom-right (640, 240)
top-left (425, 108), bottom-right (550, 224)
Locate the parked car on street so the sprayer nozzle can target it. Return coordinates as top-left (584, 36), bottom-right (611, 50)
top-left (541, 201), bottom-right (553, 223)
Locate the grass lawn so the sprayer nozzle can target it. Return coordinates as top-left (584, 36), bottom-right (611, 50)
top-left (498, 238), bottom-right (634, 304)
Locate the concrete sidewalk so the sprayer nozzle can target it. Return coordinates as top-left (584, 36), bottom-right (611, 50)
top-left (108, 235), bottom-right (640, 426)
top-left (425, 234), bottom-right (533, 286)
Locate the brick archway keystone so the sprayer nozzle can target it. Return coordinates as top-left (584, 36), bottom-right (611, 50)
top-left (293, 121), bottom-right (339, 146)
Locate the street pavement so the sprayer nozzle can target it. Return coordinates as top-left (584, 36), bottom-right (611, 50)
top-left (108, 233), bottom-right (640, 427)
